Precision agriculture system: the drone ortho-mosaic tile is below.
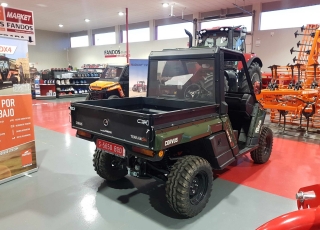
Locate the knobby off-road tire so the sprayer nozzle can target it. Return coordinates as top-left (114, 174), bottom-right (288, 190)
top-left (240, 62), bottom-right (262, 93)
top-left (93, 149), bottom-right (127, 181)
top-left (250, 126), bottom-right (273, 164)
top-left (165, 155), bottom-right (213, 218)
top-left (108, 95), bottom-right (120, 99)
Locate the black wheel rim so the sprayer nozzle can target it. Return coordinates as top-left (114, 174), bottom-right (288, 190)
top-left (189, 170), bottom-right (208, 205)
top-left (110, 155), bottom-right (124, 170)
top-left (263, 135), bottom-right (271, 156)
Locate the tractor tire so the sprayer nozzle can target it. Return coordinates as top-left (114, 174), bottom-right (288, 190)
top-left (108, 95), bottom-right (120, 99)
top-left (165, 155), bottom-right (213, 218)
top-left (250, 126), bottom-right (273, 164)
top-left (240, 62), bottom-right (262, 93)
top-left (93, 149), bottom-right (127, 181)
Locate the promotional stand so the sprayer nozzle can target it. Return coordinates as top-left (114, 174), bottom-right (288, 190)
top-left (0, 37), bottom-right (38, 184)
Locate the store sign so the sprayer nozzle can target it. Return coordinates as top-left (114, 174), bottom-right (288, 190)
top-left (0, 37), bottom-right (38, 184)
top-left (104, 49), bottom-right (130, 58)
top-left (0, 6), bottom-right (36, 45)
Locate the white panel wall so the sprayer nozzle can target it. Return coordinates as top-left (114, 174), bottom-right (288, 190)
top-left (68, 38), bottom-right (190, 69)
top-left (252, 27), bottom-right (300, 72)
top-left (28, 29), bottom-right (70, 70)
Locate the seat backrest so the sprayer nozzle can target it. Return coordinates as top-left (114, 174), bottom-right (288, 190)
top-left (225, 93), bottom-right (254, 118)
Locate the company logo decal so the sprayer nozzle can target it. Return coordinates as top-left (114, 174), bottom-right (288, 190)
top-left (162, 134), bottom-right (183, 148)
top-left (137, 119), bottom-right (149, 126)
top-left (103, 119), bottom-right (109, 127)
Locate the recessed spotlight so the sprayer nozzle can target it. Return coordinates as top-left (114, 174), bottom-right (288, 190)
top-left (36, 4), bottom-right (47, 7)
top-left (118, 12), bottom-right (124, 16)
top-left (58, 24), bottom-right (63, 27)
top-left (162, 3), bottom-right (169, 7)
top-left (84, 19), bottom-right (90, 22)
top-left (1, 3), bottom-right (8, 7)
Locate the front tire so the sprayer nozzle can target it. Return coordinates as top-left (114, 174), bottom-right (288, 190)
top-left (250, 126), bottom-right (273, 164)
top-left (165, 155), bottom-right (213, 218)
top-left (93, 149), bottom-right (127, 181)
top-left (108, 95), bottom-right (120, 99)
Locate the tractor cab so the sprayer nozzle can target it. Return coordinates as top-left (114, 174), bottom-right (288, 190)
top-left (196, 26), bottom-right (247, 52)
top-left (86, 63), bottom-right (129, 100)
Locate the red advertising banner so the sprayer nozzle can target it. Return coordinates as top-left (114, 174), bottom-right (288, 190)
top-left (0, 6), bottom-right (35, 45)
top-left (0, 37), bottom-right (37, 184)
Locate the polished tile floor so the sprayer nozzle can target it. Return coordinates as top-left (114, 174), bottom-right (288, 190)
top-left (0, 97), bottom-right (319, 230)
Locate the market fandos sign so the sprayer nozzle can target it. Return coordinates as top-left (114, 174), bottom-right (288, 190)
top-left (0, 6), bottom-right (36, 45)
top-left (104, 49), bottom-right (130, 58)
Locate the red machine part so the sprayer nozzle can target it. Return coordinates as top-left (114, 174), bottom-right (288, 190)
top-left (256, 184), bottom-right (320, 230)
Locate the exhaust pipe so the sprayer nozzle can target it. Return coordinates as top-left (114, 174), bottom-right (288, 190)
top-left (184, 29), bottom-right (193, 48)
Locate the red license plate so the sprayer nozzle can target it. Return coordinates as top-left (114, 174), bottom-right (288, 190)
top-left (96, 139), bottom-right (126, 157)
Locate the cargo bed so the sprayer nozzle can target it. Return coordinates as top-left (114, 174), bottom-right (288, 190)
top-left (70, 97), bottom-right (219, 148)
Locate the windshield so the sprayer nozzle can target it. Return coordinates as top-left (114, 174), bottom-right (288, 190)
top-left (148, 58), bottom-right (215, 103)
top-left (100, 67), bottom-right (124, 79)
top-left (198, 32), bottom-right (243, 51)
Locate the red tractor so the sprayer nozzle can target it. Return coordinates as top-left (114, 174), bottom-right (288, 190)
top-left (184, 25), bottom-right (263, 93)
top-left (132, 80), bottom-right (147, 92)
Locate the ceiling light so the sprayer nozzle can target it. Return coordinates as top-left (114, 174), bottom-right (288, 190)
top-left (58, 24), bottom-right (63, 27)
top-left (1, 3), bottom-right (8, 7)
top-left (118, 12), bottom-right (124, 16)
top-left (162, 3), bottom-right (169, 7)
top-left (36, 4), bottom-right (47, 7)
top-left (85, 19), bottom-right (90, 22)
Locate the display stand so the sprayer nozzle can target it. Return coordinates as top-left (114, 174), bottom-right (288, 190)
top-left (0, 37), bottom-right (38, 185)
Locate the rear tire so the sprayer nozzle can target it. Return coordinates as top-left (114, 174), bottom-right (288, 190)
top-left (240, 62), bottom-right (262, 93)
top-left (165, 155), bottom-right (213, 218)
top-left (250, 126), bottom-right (273, 164)
top-left (108, 95), bottom-right (120, 99)
top-left (93, 149), bottom-right (127, 181)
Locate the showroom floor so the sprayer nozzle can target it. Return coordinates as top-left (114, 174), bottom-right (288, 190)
top-left (0, 97), bottom-right (319, 230)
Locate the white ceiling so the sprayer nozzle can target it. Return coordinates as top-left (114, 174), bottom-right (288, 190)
top-left (3, 0), bottom-right (278, 33)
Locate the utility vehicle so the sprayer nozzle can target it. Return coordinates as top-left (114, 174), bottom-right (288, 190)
top-left (86, 64), bottom-right (129, 100)
top-left (70, 47), bottom-right (273, 218)
top-left (0, 56), bottom-right (19, 88)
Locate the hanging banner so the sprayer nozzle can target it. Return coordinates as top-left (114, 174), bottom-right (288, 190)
top-left (0, 37), bottom-right (37, 184)
top-left (0, 6), bottom-right (36, 45)
top-left (129, 59), bottom-right (148, 97)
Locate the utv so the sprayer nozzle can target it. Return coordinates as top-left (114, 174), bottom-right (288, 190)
top-left (70, 47), bottom-right (273, 218)
top-left (86, 64), bottom-right (129, 100)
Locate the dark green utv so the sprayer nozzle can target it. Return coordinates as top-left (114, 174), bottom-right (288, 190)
top-left (69, 46), bottom-right (273, 218)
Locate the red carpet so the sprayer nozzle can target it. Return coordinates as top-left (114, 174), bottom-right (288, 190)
top-left (32, 99), bottom-right (320, 200)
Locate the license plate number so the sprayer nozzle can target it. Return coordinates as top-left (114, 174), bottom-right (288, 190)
top-left (96, 139), bottom-right (125, 157)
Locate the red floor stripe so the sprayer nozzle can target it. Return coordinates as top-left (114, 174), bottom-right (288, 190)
top-left (32, 100), bottom-right (320, 199)
top-left (32, 100), bottom-right (76, 136)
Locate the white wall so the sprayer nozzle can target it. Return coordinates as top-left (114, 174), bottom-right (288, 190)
top-left (68, 38), bottom-right (190, 69)
top-left (252, 27), bottom-right (300, 72)
top-left (28, 29), bottom-right (70, 70)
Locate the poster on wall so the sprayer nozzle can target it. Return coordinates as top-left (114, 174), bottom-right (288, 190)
top-left (129, 59), bottom-right (148, 97)
top-left (0, 6), bottom-right (36, 45)
top-left (0, 37), bottom-right (37, 185)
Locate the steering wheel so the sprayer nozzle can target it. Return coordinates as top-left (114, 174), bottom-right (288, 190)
top-left (184, 83), bottom-right (201, 99)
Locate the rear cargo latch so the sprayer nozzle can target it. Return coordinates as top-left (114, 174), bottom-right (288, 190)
top-left (69, 106), bottom-right (75, 111)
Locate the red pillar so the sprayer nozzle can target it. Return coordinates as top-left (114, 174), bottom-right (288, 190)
top-left (126, 8), bottom-right (129, 64)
